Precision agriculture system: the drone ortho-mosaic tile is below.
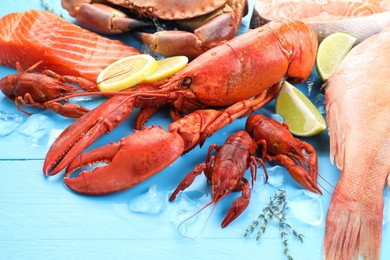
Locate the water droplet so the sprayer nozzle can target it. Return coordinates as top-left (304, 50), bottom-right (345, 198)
top-left (128, 185), bottom-right (166, 215)
top-left (17, 114), bottom-right (51, 145)
top-left (0, 109), bottom-right (23, 136)
top-left (314, 93), bottom-right (326, 115)
top-left (306, 76), bottom-right (316, 94)
top-left (288, 189), bottom-right (323, 226)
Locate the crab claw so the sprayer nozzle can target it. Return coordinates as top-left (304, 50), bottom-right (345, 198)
top-left (64, 126), bottom-right (185, 195)
top-left (43, 95), bottom-right (135, 176)
top-left (64, 2), bottom-right (153, 34)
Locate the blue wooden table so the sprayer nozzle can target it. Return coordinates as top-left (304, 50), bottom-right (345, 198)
top-left (1, 1), bottom-right (389, 259)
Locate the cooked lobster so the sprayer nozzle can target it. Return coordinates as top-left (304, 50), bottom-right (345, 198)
top-left (43, 19), bottom-right (318, 195)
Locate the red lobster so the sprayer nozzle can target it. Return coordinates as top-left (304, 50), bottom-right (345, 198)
top-left (0, 61), bottom-right (97, 118)
top-left (245, 114), bottom-right (322, 194)
top-left (43, 20), bottom-right (318, 195)
top-left (169, 130), bottom-right (267, 228)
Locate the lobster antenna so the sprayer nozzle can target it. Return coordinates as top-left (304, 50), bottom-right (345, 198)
top-left (177, 200), bottom-right (214, 239)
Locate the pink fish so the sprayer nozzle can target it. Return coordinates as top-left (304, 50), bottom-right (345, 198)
top-left (323, 24), bottom-right (390, 259)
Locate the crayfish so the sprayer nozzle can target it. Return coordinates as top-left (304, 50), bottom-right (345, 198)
top-left (44, 19), bottom-right (318, 195)
top-left (169, 130), bottom-right (267, 228)
top-left (0, 61), bottom-right (97, 118)
top-left (245, 113), bottom-right (322, 194)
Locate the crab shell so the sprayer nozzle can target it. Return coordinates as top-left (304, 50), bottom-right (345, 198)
top-left (107, 0), bottom-right (229, 20)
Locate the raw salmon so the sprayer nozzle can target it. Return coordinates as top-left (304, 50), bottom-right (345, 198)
top-left (251, 0), bottom-right (390, 43)
top-left (0, 10), bottom-right (140, 82)
top-left (323, 24), bottom-right (390, 259)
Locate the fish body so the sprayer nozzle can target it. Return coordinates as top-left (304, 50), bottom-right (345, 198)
top-left (0, 10), bottom-right (140, 82)
top-left (324, 25), bottom-right (390, 259)
top-left (251, 0), bottom-right (390, 43)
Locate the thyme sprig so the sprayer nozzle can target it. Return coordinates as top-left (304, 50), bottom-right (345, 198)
top-left (244, 189), bottom-right (304, 260)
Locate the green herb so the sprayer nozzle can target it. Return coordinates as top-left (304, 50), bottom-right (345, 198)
top-left (244, 189), bottom-right (304, 260)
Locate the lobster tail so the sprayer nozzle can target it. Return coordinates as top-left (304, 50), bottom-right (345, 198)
top-left (269, 19), bottom-right (318, 83)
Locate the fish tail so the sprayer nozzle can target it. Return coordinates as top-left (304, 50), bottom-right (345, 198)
top-left (323, 190), bottom-right (383, 260)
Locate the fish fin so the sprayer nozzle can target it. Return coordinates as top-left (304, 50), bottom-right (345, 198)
top-left (323, 191), bottom-right (382, 260)
top-left (326, 102), bottom-right (345, 170)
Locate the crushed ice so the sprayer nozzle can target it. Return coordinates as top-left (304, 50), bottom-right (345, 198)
top-left (128, 185), bottom-right (166, 215)
top-left (17, 114), bottom-right (51, 145)
top-left (0, 109), bottom-right (23, 136)
top-left (288, 189), bottom-right (323, 226)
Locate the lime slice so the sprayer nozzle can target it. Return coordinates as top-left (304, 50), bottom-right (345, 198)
top-left (144, 56), bottom-right (188, 83)
top-left (97, 54), bottom-right (158, 91)
top-left (276, 81), bottom-right (327, 137)
top-left (316, 32), bottom-right (357, 81)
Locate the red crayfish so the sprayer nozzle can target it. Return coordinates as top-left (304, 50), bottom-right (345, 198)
top-left (43, 19), bottom-right (318, 195)
top-left (245, 113), bottom-right (322, 194)
top-left (169, 130), bottom-right (267, 228)
top-left (0, 61), bottom-right (97, 118)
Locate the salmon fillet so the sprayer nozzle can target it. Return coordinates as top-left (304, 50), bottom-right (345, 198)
top-left (0, 10), bottom-right (140, 82)
top-left (324, 24), bottom-right (390, 259)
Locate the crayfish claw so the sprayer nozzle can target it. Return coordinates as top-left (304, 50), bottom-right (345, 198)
top-left (221, 180), bottom-right (251, 228)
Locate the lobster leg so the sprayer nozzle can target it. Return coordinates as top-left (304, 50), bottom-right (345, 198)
top-left (64, 126), bottom-right (185, 195)
top-left (221, 178), bottom-right (250, 228)
top-left (199, 83), bottom-right (281, 146)
top-left (267, 154), bottom-right (322, 194)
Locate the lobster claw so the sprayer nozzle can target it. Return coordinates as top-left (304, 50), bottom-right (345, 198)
top-left (43, 95), bottom-right (135, 176)
top-left (64, 126), bottom-right (185, 195)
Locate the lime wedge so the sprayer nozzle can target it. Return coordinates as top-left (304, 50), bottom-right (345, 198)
top-left (144, 56), bottom-right (188, 83)
top-left (316, 32), bottom-right (357, 81)
top-left (276, 81), bottom-right (327, 137)
top-left (97, 54), bottom-right (158, 92)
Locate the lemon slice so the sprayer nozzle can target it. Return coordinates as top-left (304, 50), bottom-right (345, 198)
top-left (276, 81), bottom-right (327, 137)
top-left (143, 56), bottom-right (189, 83)
top-left (316, 32), bottom-right (357, 81)
top-left (97, 54), bottom-right (158, 91)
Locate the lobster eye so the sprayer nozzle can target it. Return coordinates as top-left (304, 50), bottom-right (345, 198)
top-left (181, 77), bottom-right (192, 87)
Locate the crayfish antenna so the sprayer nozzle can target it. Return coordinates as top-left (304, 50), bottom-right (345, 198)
top-left (177, 201), bottom-right (216, 238)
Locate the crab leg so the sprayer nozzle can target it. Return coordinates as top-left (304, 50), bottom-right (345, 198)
top-left (63, 2), bottom-right (153, 34)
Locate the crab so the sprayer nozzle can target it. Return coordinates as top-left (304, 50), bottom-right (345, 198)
top-left (62, 0), bottom-right (248, 58)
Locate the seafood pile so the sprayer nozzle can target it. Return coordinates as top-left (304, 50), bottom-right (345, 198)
top-left (0, 0), bottom-right (388, 258)
top-left (251, 0), bottom-right (390, 43)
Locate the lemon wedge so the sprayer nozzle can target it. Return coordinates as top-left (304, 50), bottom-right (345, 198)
top-left (316, 32), bottom-right (357, 81)
top-left (276, 81), bottom-right (327, 137)
top-left (143, 56), bottom-right (189, 83)
top-left (97, 54), bottom-right (158, 92)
